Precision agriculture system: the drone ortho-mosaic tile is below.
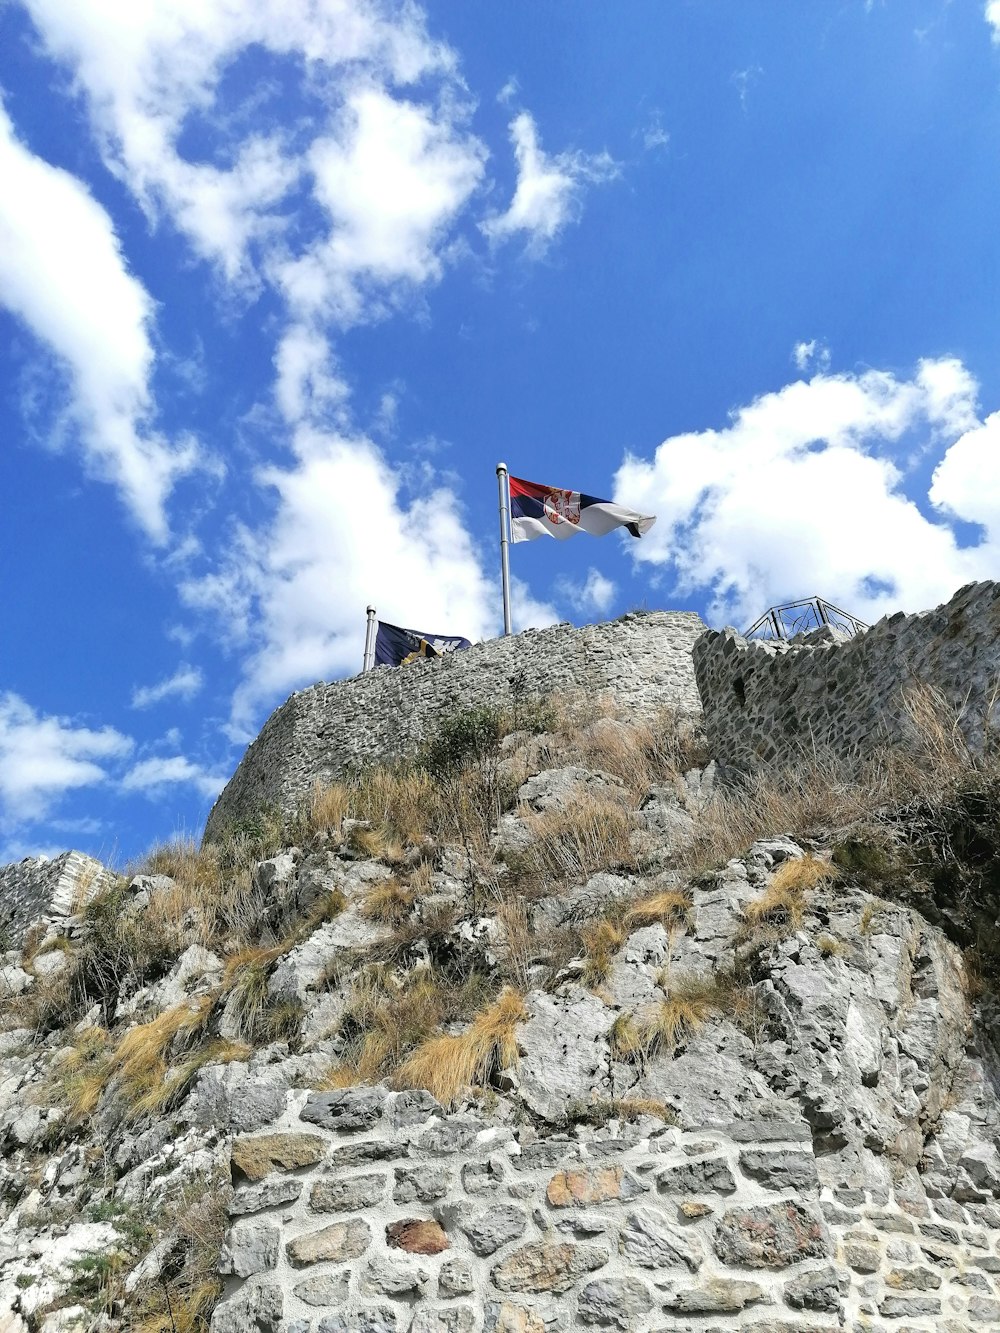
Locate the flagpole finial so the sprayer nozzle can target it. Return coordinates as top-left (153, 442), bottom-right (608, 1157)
top-left (496, 461), bottom-right (508, 476)
top-left (367, 604), bottom-right (376, 615)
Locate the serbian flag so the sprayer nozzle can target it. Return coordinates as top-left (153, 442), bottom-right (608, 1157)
top-left (375, 621), bottom-right (472, 668)
top-left (508, 475), bottom-right (655, 544)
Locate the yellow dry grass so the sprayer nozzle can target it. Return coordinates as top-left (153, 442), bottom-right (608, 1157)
top-left (581, 919), bottom-right (626, 987)
top-left (625, 889), bottom-right (694, 932)
top-left (360, 879), bottom-right (415, 926)
top-left (742, 854), bottom-right (835, 932)
top-left (512, 791), bottom-right (641, 887)
top-left (393, 988), bottom-right (526, 1106)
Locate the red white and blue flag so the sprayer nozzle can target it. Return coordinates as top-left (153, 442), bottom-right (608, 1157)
top-left (508, 475), bottom-right (656, 544)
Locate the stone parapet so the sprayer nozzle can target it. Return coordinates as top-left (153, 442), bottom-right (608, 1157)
top-left (205, 611), bottom-right (707, 841)
top-left (692, 580), bottom-right (1000, 771)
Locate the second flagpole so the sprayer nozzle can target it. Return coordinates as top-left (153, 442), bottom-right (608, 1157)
top-left (496, 462), bottom-right (512, 636)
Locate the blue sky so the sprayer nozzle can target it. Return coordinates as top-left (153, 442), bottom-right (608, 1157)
top-left (2, 0), bottom-right (1000, 865)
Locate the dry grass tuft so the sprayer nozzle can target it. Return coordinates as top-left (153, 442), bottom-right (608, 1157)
top-left (625, 889), bottom-right (694, 932)
top-left (816, 933), bottom-right (843, 957)
top-left (393, 988), bottom-right (526, 1106)
top-left (509, 791), bottom-right (642, 889)
top-left (361, 878), bottom-right (415, 926)
top-left (742, 855), bottom-right (835, 935)
top-left (580, 919), bottom-right (626, 987)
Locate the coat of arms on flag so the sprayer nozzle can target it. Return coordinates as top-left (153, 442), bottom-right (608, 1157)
top-left (508, 475), bottom-right (655, 544)
top-left (374, 621), bottom-right (472, 669)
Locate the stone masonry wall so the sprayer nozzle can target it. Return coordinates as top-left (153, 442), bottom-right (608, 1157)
top-left (213, 1086), bottom-right (1000, 1332)
top-left (0, 852), bottom-right (114, 947)
top-left (205, 612), bottom-right (706, 841)
top-left (692, 580), bottom-right (1000, 772)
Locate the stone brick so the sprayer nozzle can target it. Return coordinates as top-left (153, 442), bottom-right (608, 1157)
top-left (877, 1294), bottom-right (942, 1317)
top-left (395, 1165), bottom-right (453, 1203)
top-left (577, 1276), bottom-right (653, 1326)
top-left (738, 1148), bottom-right (819, 1192)
top-left (491, 1242), bottom-right (609, 1295)
top-left (713, 1202), bottom-right (831, 1269)
top-left (546, 1166), bottom-right (644, 1208)
top-left (619, 1207), bottom-right (703, 1271)
top-left (460, 1204), bottom-right (527, 1256)
top-left (309, 1172), bottom-right (386, 1212)
top-left (662, 1277), bottom-right (767, 1313)
top-left (218, 1218), bottom-right (279, 1277)
top-left (657, 1156), bottom-right (736, 1196)
top-left (439, 1257), bottom-right (474, 1297)
top-left (300, 1086), bottom-right (387, 1131)
top-left (387, 1219), bottom-right (450, 1255)
top-left (229, 1177), bottom-right (302, 1215)
top-left (286, 1218), bottom-right (371, 1266)
top-left (294, 1269), bottom-right (351, 1306)
top-left (782, 1264), bottom-right (846, 1313)
top-left (409, 1310), bottom-right (476, 1333)
top-left (231, 1132), bottom-right (327, 1181)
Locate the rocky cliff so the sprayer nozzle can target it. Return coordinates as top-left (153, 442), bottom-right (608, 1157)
top-left (2, 617), bottom-right (1000, 1332)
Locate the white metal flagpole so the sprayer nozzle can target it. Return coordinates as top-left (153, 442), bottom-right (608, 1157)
top-left (363, 605), bottom-right (377, 671)
top-left (496, 462), bottom-right (513, 636)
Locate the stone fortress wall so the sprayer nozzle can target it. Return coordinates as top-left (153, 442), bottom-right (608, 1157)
top-left (692, 581), bottom-right (1000, 773)
top-left (204, 611), bottom-right (708, 841)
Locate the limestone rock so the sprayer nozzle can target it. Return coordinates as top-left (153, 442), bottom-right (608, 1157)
top-left (714, 1202), bottom-right (831, 1269)
top-left (231, 1132), bottom-right (327, 1181)
top-left (491, 1242), bottom-right (609, 1294)
top-left (619, 1206), bottom-right (703, 1271)
top-left (286, 1218), bottom-right (371, 1266)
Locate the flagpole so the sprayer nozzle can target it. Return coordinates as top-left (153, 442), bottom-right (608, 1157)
top-left (363, 605), bottom-right (377, 672)
top-left (496, 463), bottom-right (513, 636)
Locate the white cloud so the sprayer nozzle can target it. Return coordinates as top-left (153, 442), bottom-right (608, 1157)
top-left (20, 0), bottom-right (453, 279)
top-left (557, 568), bottom-right (617, 616)
top-left (0, 692), bottom-right (133, 827)
top-left (130, 664), bottom-right (204, 710)
top-left (614, 357), bottom-right (996, 629)
top-left (276, 86), bottom-right (486, 328)
top-left (121, 755), bottom-right (226, 800)
top-left (792, 339), bottom-right (830, 373)
top-left (482, 112), bottom-right (618, 252)
top-left (497, 76), bottom-right (520, 106)
top-left (274, 326), bottom-right (350, 425)
top-left (640, 111), bottom-right (670, 152)
top-left (182, 428), bottom-right (500, 737)
top-left (987, 2), bottom-right (1000, 42)
top-left (0, 102), bottom-right (197, 541)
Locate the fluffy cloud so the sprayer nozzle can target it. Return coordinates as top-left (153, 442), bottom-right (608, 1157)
top-left (482, 112), bottom-right (618, 252)
top-left (276, 85), bottom-right (486, 328)
top-left (0, 103), bottom-right (197, 540)
top-left (792, 339), bottom-right (830, 373)
top-left (121, 755), bottom-right (225, 800)
top-left (0, 692), bottom-right (132, 827)
top-left (988, 2), bottom-right (1000, 42)
top-left (182, 428), bottom-right (502, 736)
top-left (20, 0), bottom-right (453, 278)
top-left (130, 665), bottom-right (204, 710)
top-left (614, 357), bottom-right (996, 629)
top-left (557, 568), bottom-right (617, 616)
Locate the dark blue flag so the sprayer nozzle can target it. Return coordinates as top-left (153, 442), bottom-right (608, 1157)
top-left (374, 620), bottom-right (472, 668)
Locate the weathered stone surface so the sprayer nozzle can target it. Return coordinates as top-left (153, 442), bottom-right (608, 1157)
top-left (439, 1257), bottom-right (474, 1296)
top-left (713, 1202), bottom-right (831, 1269)
top-left (386, 1219), bottom-right (449, 1255)
top-left (619, 1207), bottom-right (703, 1271)
top-left (460, 1204), bottom-right (527, 1256)
top-left (309, 1172), bottom-right (386, 1212)
top-left (738, 1149), bottom-right (819, 1192)
top-left (395, 1165), bottom-right (453, 1203)
top-left (209, 1279), bottom-right (282, 1332)
top-left (362, 1253), bottom-right (429, 1296)
top-left (546, 1166), bottom-right (645, 1208)
top-left (231, 1132), bottom-right (327, 1181)
top-left (315, 1306), bottom-right (398, 1333)
top-left (877, 1293), bottom-right (942, 1317)
top-left (662, 1277), bottom-right (767, 1313)
top-left (229, 1177), bottom-right (303, 1215)
top-left (657, 1157), bottom-right (736, 1196)
top-left (577, 1276), bottom-right (653, 1327)
top-left (515, 990), bottom-right (613, 1123)
top-left (409, 1309), bottom-right (476, 1333)
top-left (286, 1218), bottom-right (371, 1267)
top-left (294, 1269), bottom-right (351, 1306)
top-left (483, 1303), bottom-right (567, 1333)
top-left (218, 1219), bottom-right (279, 1277)
top-left (492, 1242), bottom-right (609, 1294)
top-left (300, 1086), bottom-right (387, 1131)
top-left (782, 1264), bottom-right (845, 1312)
